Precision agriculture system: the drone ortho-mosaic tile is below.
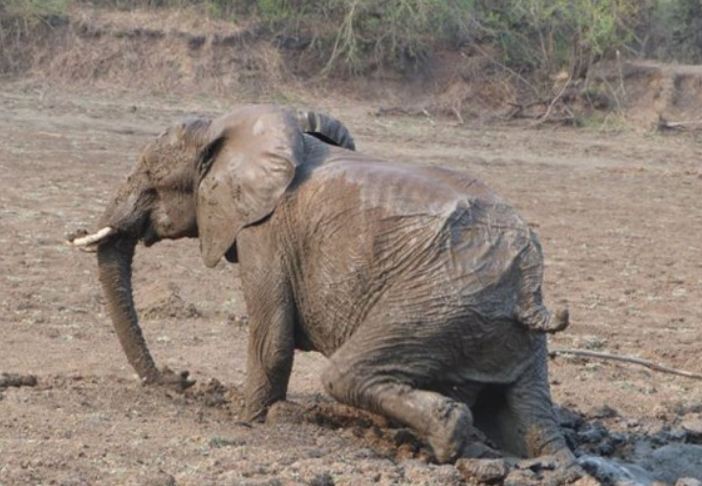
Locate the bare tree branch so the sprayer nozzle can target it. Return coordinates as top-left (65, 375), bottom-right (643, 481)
top-left (550, 349), bottom-right (702, 381)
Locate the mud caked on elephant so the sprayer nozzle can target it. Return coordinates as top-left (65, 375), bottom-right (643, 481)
top-left (69, 104), bottom-right (577, 473)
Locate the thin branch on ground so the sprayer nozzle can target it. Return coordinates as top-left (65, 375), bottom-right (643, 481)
top-left (375, 106), bottom-right (433, 118)
top-left (550, 349), bottom-right (702, 381)
top-left (451, 106), bottom-right (464, 125)
top-left (658, 117), bottom-right (702, 131)
top-left (470, 43), bottom-right (541, 98)
top-left (504, 99), bottom-right (549, 119)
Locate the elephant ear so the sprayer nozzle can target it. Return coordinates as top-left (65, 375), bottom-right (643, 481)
top-left (196, 105), bottom-right (304, 268)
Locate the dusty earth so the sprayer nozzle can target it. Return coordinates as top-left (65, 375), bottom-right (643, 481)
top-left (1, 81), bottom-right (702, 485)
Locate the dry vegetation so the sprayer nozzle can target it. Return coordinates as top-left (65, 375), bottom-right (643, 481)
top-left (3, 0), bottom-right (702, 128)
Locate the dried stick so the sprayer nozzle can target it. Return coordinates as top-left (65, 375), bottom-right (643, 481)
top-left (532, 74), bottom-right (573, 127)
top-left (550, 349), bottom-right (702, 381)
top-left (658, 118), bottom-right (702, 131)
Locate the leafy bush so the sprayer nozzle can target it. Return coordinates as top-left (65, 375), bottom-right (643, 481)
top-left (252, 0), bottom-right (476, 74)
top-left (476, 0), bottom-right (644, 75)
top-left (4, 0), bottom-right (702, 74)
top-left (248, 0), bottom-right (649, 76)
top-left (637, 0), bottom-right (702, 63)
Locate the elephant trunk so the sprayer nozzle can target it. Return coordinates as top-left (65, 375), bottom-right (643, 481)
top-left (97, 237), bottom-right (160, 383)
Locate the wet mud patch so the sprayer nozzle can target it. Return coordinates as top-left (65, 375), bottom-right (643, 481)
top-left (556, 405), bottom-right (702, 484)
top-left (263, 399), bottom-right (702, 484)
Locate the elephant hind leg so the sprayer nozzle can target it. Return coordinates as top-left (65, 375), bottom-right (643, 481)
top-left (469, 350), bottom-right (574, 465)
top-left (322, 359), bottom-right (496, 463)
top-left (472, 384), bottom-right (528, 456)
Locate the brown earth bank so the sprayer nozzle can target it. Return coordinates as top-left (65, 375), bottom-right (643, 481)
top-left (2, 5), bottom-right (702, 486)
top-left (4, 5), bottom-right (702, 129)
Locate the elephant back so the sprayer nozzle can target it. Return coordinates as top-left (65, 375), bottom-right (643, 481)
top-left (296, 110), bottom-right (356, 151)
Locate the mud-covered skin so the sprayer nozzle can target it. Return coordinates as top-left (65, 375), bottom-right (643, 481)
top-left (82, 104), bottom-right (574, 468)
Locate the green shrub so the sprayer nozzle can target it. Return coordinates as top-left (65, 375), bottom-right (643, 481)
top-left (249, 0), bottom-right (646, 76)
top-left (640, 0), bottom-right (702, 63)
top-left (476, 0), bottom-right (644, 75)
top-left (251, 0), bottom-right (476, 74)
top-left (4, 0), bottom-right (702, 75)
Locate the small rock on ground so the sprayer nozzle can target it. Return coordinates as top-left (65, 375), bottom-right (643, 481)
top-left (676, 479), bottom-right (702, 486)
top-left (455, 458), bottom-right (509, 483)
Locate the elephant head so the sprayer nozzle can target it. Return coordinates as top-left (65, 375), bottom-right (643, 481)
top-left (69, 105), bottom-right (355, 386)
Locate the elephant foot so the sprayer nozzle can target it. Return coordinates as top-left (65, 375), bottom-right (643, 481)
top-left (143, 366), bottom-right (195, 392)
top-left (459, 440), bottom-right (503, 460)
top-left (428, 400), bottom-right (500, 462)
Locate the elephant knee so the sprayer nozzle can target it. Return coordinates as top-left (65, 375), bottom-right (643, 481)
top-left (321, 361), bottom-right (371, 406)
top-left (321, 362), bottom-right (348, 398)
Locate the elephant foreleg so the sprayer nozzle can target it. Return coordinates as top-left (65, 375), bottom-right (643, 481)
top-left (239, 275), bottom-right (296, 422)
top-left (243, 303), bottom-right (295, 421)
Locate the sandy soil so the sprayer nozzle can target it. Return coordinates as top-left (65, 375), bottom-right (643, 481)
top-left (1, 83), bottom-right (701, 485)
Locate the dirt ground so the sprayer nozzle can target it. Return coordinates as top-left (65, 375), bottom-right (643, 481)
top-left (1, 81), bottom-right (702, 485)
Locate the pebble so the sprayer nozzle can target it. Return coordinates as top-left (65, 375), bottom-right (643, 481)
top-left (572, 476), bottom-right (604, 486)
top-left (503, 468), bottom-right (540, 486)
top-left (140, 472), bottom-right (176, 486)
top-left (680, 416), bottom-right (702, 439)
top-left (455, 458), bottom-right (508, 483)
top-left (589, 405), bottom-right (618, 419)
top-left (676, 479), bottom-right (702, 486)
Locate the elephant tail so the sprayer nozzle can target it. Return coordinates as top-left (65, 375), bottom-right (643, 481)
top-left (514, 231), bottom-right (570, 334)
top-left (516, 305), bottom-right (570, 334)
top-left (296, 110), bottom-right (356, 151)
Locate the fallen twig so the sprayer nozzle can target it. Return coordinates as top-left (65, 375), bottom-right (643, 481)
top-left (532, 75), bottom-right (573, 127)
top-left (451, 107), bottom-right (464, 125)
top-left (550, 349), bottom-right (702, 381)
top-left (504, 99), bottom-right (549, 120)
top-left (658, 117), bottom-right (702, 131)
top-left (375, 106), bottom-right (432, 118)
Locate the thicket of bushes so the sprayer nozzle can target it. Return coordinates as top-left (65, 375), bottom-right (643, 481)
top-left (3, 0), bottom-right (702, 75)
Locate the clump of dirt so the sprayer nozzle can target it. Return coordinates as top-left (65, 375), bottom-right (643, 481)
top-left (185, 377), bottom-right (245, 411)
top-left (137, 282), bottom-right (201, 320)
top-left (0, 372), bottom-right (37, 400)
top-left (0, 372), bottom-right (38, 389)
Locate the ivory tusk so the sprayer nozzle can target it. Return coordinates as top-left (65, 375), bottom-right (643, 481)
top-left (69, 227), bottom-right (115, 246)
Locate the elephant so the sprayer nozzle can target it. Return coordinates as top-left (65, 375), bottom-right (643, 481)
top-left (70, 104), bottom-right (576, 469)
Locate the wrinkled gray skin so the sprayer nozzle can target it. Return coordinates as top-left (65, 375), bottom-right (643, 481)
top-left (79, 104), bottom-right (576, 470)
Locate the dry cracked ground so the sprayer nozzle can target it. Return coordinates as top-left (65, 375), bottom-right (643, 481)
top-left (1, 83), bottom-right (702, 485)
